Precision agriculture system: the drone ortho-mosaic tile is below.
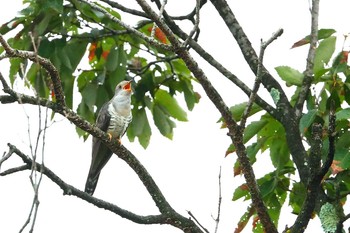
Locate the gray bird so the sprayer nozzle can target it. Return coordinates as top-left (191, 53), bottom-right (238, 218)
top-left (85, 80), bottom-right (132, 195)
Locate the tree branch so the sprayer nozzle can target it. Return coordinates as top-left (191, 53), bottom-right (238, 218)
top-left (289, 123), bottom-right (323, 233)
top-left (151, 2), bottom-right (276, 116)
top-left (0, 34), bottom-right (65, 107)
top-left (241, 29), bottom-right (283, 128)
top-left (135, 1), bottom-right (277, 232)
top-left (295, 0), bottom-right (320, 118)
top-left (76, 0), bottom-right (173, 52)
top-left (208, 0), bottom-right (310, 185)
top-left (1, 143), bottom-right (169, 226)
top-left (0, 75), bottom-right (203, 233)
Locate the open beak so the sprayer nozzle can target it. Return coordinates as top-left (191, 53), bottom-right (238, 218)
top-left (123, 81), bottom-right (132, 93)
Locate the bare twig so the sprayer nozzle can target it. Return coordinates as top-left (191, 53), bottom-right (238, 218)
top-left (213, 167), bottom-right (222, 233)
top-left (187, 211), bottom-right (209, 233)
top-left (183, 0), bottom-right (201, 47)
top-left (240, 28), bottom-right (283, 128)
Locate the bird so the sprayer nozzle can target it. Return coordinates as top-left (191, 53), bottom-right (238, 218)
top-left (84, 80), bottom-right (132, 195)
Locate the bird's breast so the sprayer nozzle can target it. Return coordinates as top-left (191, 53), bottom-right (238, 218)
top-left (107, 105), bottom-right (132, 138)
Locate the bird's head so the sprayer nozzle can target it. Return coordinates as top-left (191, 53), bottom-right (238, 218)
top-left (115, 80), bottom-right (132, 96)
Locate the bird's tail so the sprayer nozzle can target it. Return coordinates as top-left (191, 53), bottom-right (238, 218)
top-left (84, 174), bottom-right (100, 195)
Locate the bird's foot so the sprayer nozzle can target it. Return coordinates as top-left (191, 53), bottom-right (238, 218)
top-left (107, 133), bottom-right (113, 141)
top-left (117, 138), bottom-right (122, 145)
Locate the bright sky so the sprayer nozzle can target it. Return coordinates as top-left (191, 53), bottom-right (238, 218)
top-left (1, 1), bottom-right (350, 233)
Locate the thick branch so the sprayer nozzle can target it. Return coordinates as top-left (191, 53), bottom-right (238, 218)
top-left (0, 86), bottom-right (203, 233)
top-left (208, 0), bottom-right (310, 184)
top-left (1, 144), bottom-right (168, 225)
top-left (289, 123), bottom-right (322, 233)
top-left (135, 1), bottom-right (277, 232)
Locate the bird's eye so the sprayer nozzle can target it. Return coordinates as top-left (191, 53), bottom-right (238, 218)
top-left (118, 85), bottom-right (121, 89)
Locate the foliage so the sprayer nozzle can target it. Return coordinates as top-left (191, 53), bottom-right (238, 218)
top-left (229, 29), bottom-right (350, 232)
top-left (0, 0), bottom-right (199, 148)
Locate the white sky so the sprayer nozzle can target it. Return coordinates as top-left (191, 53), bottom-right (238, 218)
top-left (1, 1), bottom-right (350, 233)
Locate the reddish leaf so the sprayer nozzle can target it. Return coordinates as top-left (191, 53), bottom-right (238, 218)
top-left (234, 163), bottom-right (242, 176)
top-left (101, 50), bottom-right (110, 60)
top-left (340, 51), bottom-right (349, 64)
top-left (234, 206), bottom-right (255, 233)
top-left (291, 38), bottom-right (309, 49)
top-left (225, 144), bottom-right (235, 157)
top-left (88, 42), bottom-right (97, 61)
top-left (147, 26), bottom-right (167, 44)
top-left (252, 215), bottom-right (260, 229)
top-left (331, 160), bottom-right (344, 175)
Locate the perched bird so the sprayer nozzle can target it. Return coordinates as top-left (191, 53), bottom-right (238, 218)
top-left (84, 80), bottom-right (132, 195)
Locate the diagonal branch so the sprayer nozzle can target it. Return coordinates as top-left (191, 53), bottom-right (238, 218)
top-left (135, 1), bottom-right (277, 232)
top-left (208, 0), bottom-right (310, 185)
top-left (150, 1), bottom-right (276, 116)
top-left (1, 143), bottom-right (169, 225)
top-left (0, 75), bottom-right (203, 233)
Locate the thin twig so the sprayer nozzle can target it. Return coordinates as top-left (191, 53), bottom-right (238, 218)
top-left (187, 211), bottom-right (210, 233)
top-left (240, 28), bottom-right (283, 128)
top-left (183, 0), bottom-right (201, 47)
top-left (213, 167), bottom-right (222, 233)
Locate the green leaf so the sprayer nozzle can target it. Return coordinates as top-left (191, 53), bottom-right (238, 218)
top-left (228, 102), bottom-right (262, 122)
top-left (299, 109), bottom-right (318, 135)
top-left (81, 83), bottom-right (97, 112)
top-left (41, 0), bottom-right (63, 13)
top-left (270, 137), bottom-right (290, 169)
top-left (335, 108), bottom-right (350, 121)
top-left (275, 66), bottom-right (303, 86)
top-left (243, 120), bottom-right (268, 143)
top-left (289, 182), bottom-right (306, 214)
top-left (334, 148), bottom-right (350, 170)
top-left (232, 184), bottom-right (250, 201)
top-left (314, 36), bottom-right (336, 77)
top-left (155, 89), bottom-right (188, 121)
top-left (180, 78), bottom-right (198, 111)
top-left (58, 47), bottom-right (72, 70)
top-left (336, 131), bottom-right (350, 148)
top-left (152, 103), bottom-right (175, 139)
top-left (106, 46), bottom-right (119, 72)
top-left (128, 108), bottom-right (152, 148)
top-left (64, 40), bottom-right (88, 71)
top-left (9, 58), bottom-right (22, 86)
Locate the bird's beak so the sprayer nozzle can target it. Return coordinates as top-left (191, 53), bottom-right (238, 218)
top-left (123, 81), bottom-right (132, 93)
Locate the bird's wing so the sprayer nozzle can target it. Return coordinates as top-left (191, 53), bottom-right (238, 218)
top-left (85, 103), bottom-right (113, 195)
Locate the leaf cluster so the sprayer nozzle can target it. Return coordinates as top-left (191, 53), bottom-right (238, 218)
top-left (0, 0), bottom-right (199, 148)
